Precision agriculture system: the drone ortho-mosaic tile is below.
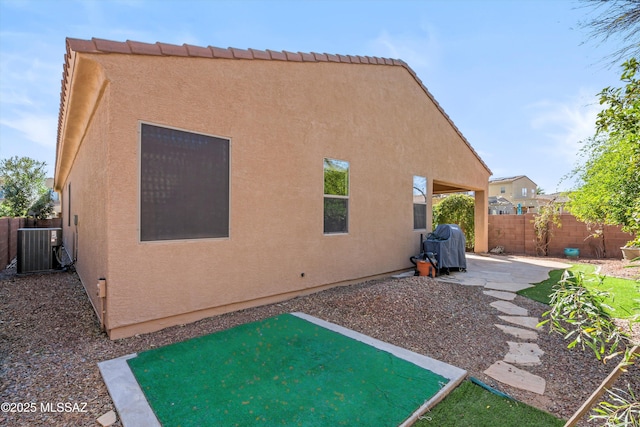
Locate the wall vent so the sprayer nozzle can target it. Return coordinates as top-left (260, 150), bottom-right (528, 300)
top-left (17, 228), bottom-right (62, 274)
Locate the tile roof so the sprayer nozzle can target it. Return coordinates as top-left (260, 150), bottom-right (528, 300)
top-left (58, 37), bottom-right (491, 174)
top-left (489, 176), bottom-right (528, 184)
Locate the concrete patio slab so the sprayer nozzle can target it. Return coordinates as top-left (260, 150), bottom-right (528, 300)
top-left (498, 316), bottom-right (542, 330)
top-left (490, 300), bottom-right (528, 316)
top-left (495, 324), bottom-right (538, 340)
top-left (504, 342), bottom-right (544, 366)
top-left (484, 361), bottom-right (546, 395)
top-left (483, 290), bottom-right (517, 300)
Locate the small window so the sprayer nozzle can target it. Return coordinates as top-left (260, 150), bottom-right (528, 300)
top-left (67, 183), bottom-right (71, 227)
top-left (140, 123), bottom-right (230, 241)
top-left (522, 187), bottom-right (527, 197)
top-left (413, 176), bottom-right (427, 230)
top-left (323, 158), bottom-right (349, 234)
top-left (500, 186), bottom-right (505, 194)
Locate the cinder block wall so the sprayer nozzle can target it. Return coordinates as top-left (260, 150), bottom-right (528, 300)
top-left (488, 214), bottom-right (634, 259)
top-left (0, 217), bottom-right (25, 268)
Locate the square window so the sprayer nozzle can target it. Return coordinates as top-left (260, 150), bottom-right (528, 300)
top-left (324, 158), bottom-right (349, 234)
top-left (140, 123), bottom-right (230, 241)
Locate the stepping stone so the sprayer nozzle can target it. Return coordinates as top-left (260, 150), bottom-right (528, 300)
top-left (490, 301), bottom-right (528, 316)
top-left (97, 410), bottom-right (117, 427)
top-left (504, 342), bottom-right (544, 366)
top-left (484, 361), bottom-right (546, 395)
top-left (498, 316), bottom-right (541, 330)
top-left (495, 324), bottom-right (538, 340)
top-left (485, 282), bottom-right (533, 292)
top-left (484, 290), bottom-right (516, 301)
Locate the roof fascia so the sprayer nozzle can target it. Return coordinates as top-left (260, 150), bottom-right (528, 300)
top-left (54, 52), bottom-right (108, 192)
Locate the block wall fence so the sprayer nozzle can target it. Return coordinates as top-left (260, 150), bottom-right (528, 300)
top-left (488, 213), bottom-right (635, 259)
top-left (0, 217), bottom-right (63, 269)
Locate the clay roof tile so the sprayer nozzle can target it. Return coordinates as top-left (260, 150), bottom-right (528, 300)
top-left (312, 52), bottom-right (329, 62)
top-left (284, 51), bottom-right (303, 61)
top-left (229, 47), bottom-right (253, 59)
top-left (127, 40), bottom-right (162, 56)
top-left (93, 38), bottom-right (131, 54)
top-left (249, 48), bottom-right (271, 60)
top-left (299, 52), bottom-right (316, 62)
top-left (157, 42), bottom-right (189, 56)
top-left (67, 38), bottom-right (99, 53)
top-left (266, 50), bottom-right (287, 61)
top-left (184, 44), bottom-right (213, 58)
top-left (325, 53), bottom-right (340, 62)
top-left (210, 46), bottom-right (233, 59)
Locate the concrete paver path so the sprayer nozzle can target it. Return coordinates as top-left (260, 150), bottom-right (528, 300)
top-left (445, 254), bottom-right (570, 396)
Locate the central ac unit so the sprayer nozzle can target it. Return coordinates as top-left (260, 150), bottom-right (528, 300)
top-left (17, 228), bottom-right (62, 274)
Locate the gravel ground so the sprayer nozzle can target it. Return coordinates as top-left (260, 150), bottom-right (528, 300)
top-left (0, 257), bottom-right (638, 427)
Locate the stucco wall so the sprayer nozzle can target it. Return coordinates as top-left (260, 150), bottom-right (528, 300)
top-left (70, 53), bottom-right (489, 338)
top-left (60, 88), bottom-right (110, 323)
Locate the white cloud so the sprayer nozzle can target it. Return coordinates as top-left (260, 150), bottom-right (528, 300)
top-left (368, 22), bottom-right (440, 71)
top-left (527, 88), bottom-right (602, 159)
top-left (0, 113), bottom-right (58, 148)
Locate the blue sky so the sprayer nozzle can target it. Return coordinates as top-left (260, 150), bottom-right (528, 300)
top-left (0, 0), bottom-right (625, 193)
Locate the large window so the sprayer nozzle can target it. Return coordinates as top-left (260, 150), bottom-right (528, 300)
top-left (140, 123), bottom-right (230, 241)
top-left (323, 158), bottom-right (349, 234)
top-left (413, 176), bottom-right (427, 230)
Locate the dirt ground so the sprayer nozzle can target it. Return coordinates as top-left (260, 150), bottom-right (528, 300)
top-left (0, 256), bottom-right (638, 427)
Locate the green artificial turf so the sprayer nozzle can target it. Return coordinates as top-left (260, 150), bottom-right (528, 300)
top-left (518, 264), bottom-right (640, 319)
top-left (127, 313), bottom-right (450, 426)
top-left (414, 380), bottom-right (565, 427)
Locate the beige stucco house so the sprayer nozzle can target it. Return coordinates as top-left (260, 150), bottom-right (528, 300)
top-left (488, 175), bottom-right (538, 213)
top-left (54, 37), bottom-right (491, 339)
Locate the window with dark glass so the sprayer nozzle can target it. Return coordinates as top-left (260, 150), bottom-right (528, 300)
top-left (140, 123), bottom-right (230, 241)
top-left (413, 176), bottom-right (427, 230)
top-left (323, 158), bottom-right (349, 234)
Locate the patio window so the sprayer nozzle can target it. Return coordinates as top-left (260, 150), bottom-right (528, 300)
top-left (413, 176), bottom-right (427, 230)
top-left (140, 123), bottom-right (230, 241)
top-left (324, 158), bottom-right (349, 234)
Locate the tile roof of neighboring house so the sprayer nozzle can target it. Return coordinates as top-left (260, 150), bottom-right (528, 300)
top-left (489, 176), bottom-right (528, 184)
top-left (536, 192), bottom-right (570, 203)
top-left (58, 37), bottom-right (491, 174)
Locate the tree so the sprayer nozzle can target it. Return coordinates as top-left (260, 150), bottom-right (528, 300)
top-left (0, 156), bottom-right (54, 219)
top-left (579, 0), bottom-right (640, 66)
top-left (541, 270), bottom-right (639, 426)
top-left (531, 201), bottom-right (562, 256)
top-left (432, 193), bottom-right (474, 249)
top-left (566, 58), bottom-right (640, 247)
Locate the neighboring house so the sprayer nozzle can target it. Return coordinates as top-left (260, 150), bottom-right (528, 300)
top-left (488, 196), bottom-right (514, 215)
top-left (488, 176), bottom-right (538, 213)
top-left (535, 192), bottom-right (570, 214)
top-left (54, 37), bottom-right (491, 339)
